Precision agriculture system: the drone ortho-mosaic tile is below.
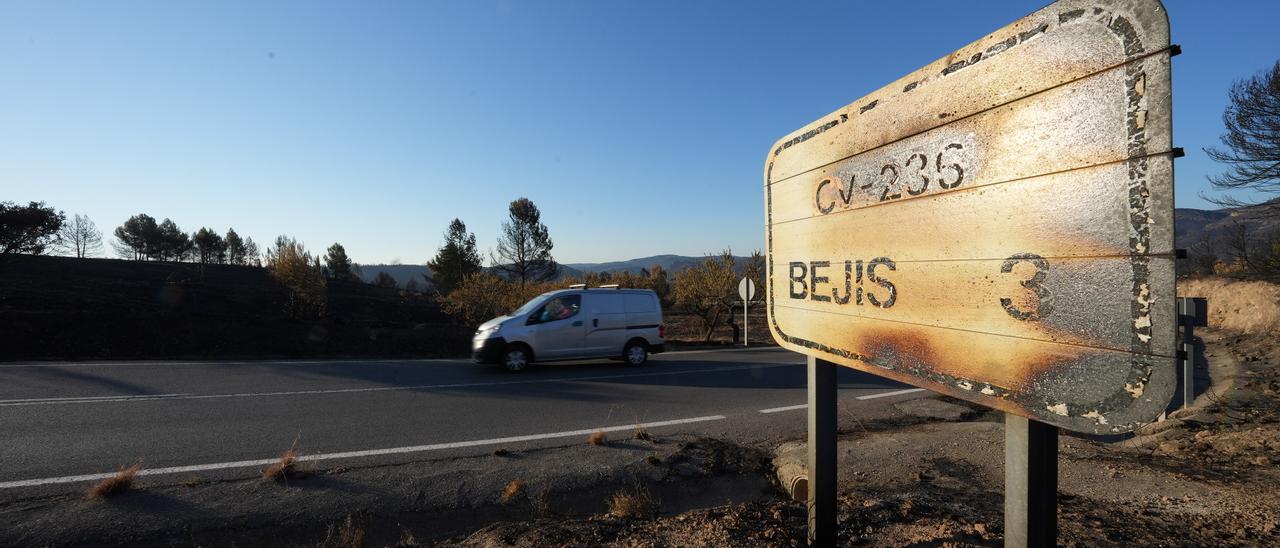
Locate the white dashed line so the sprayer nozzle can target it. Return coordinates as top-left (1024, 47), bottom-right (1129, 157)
top-left (855, 388), bottom-right (927, 400)
top-left (758, 404), bottom-right (809, 414)
top-left (757, 387), bottom-right (929, 413)
top-left (0, 393), bottom-right (188, 404)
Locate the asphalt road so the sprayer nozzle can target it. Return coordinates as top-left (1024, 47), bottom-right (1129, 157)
top-left (0, 347), bottom-right (925, 497)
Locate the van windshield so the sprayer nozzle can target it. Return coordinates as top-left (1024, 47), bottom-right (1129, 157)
top-left (511, 293), bottom-right (555, 317)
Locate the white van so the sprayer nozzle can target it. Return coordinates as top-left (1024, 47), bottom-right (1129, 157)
top-left (472, 285), bottom-right (665, 372)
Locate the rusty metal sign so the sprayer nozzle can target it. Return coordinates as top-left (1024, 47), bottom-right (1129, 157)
top-left (764, 0), bottom-right (1177, 434)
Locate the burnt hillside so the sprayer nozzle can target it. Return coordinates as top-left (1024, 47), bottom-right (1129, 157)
top-left (1176, 201), bottom-right (1280, 255)
top-left (0, 255), bottom-right (467, 361)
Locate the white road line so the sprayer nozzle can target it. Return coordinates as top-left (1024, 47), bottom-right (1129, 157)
top-left (757, 387), bottom-right (929, 413)
top-left (758, 404), bottom-right (808, 414)
top-left (0, 363), bottom-right (802, 407)
top-left (0, 393), bottom-right (188, 404)
top-left (0, 415), bottom-right (728, 489)
top-left (661, 347), bottom-right (787, 356)
top-left (855, 388), bottom-right (927, 400)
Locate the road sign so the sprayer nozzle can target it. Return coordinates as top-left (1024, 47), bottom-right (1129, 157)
top-left (738, 277), bottom-right (756, 301)
top-left (764, 0), bottom-right (1177, 435)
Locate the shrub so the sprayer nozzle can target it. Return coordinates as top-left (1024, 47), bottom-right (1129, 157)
top-left (266, 236), bottom-right (327, 319)
top-left (85, 462), bottom-right (142, 500)
top-left (261, 438), bottom-right (301, 483)
top-left (587, 429), bottom-right (608, 446)
top-left (501, 479), bottom-right (526, 503)
top-left (607, 487), bottom-right (659, 519)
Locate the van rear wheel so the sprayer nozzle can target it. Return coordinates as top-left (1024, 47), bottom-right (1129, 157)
top-left (504, 346), bottom-right (530, 372)
top-left (623, 341), bottom-right (648, 367)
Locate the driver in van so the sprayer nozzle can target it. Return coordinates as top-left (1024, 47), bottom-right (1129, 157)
top-left (542, 298), bottom-right (576, 322)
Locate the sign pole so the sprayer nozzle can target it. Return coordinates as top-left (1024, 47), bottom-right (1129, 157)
top-left (1004, 414), bottom-right (1057, 548)
top-left (807, 355), bottom-right (837, 546)
top-left (1177, 297), bottom-right (1208, 410)
top-left (1182, 313), bottom-right (1194, 411)
top-left (743, 298), bottom-right (749, 347)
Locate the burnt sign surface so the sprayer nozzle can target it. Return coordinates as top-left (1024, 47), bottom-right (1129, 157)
top-left (764, 0), bottom-right (1177, 434)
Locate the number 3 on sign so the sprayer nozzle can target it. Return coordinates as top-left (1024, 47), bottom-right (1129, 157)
top-left (1001, 253), bottom-right (1052, 321)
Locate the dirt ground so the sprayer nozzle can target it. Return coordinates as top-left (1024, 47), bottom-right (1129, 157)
top-left (434, 326), bottom-right (1280, 547)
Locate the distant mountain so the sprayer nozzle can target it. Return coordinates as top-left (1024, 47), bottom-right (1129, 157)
top-left (1175, 201), bottom-right (1280, 257)
top-left (487, 263), bottom-right (584, 281)
top-left (556, 264), bottom-right (584, 279)
top-left (566, 254), bottom-right (753, 275)
top-left (356, 264), bottom-right (431, 288)
top-left (1174, 208), bottom-right (1231, 242)
top-left (358, 263), bottom-right (585, 288)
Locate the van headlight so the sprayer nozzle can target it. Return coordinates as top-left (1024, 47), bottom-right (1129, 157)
top-left (475, 323), bottom-right (502, 338)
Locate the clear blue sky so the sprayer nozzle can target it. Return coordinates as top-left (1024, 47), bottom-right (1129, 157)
top-left (2, 1), bottom-right (1276, 264)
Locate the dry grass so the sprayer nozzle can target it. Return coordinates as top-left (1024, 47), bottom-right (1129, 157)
top-left (317, 516), bottom-right (364, 548)
top-left (398, 527), bottom-right (418, 546)
top-left (588, 429), bottom-right (608, 446)
top-left (607, 487), bottom-right (660, 519)
top-left (85, 462), bottom-right (142, 500)
top-left (261, 438), bottom-right (301, 483)
top-left (645, 454), bottom-right (663, 466)
top-left (501, 479), bottom-right (527, 503)
top-left (1179, 277), bottom-right (1280, 334)
top-left (181, 475), bottom-right (204, 488)
top-left (633, 423), bottom-right (654, 442)
top-left (531, 489), bottom-right (553, 517)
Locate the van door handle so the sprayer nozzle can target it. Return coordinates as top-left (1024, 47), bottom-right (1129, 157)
top-left (572, 320), bottom-right (583, 327)
top-left (593, 319), bottom-right (599, 328)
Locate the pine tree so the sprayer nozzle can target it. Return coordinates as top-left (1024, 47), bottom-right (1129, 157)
top-left (0, 201), bottom-right (64, 256)
top-left (427, 218), bottom-right (482, 293)
top-left (113, 214), bottom-right (158, 260)
top-left (156, 219), bottom-right (191, 261)
top-left (56, 214), bottom-right (103, 258)
top-left (492, 198), bottom-right (556, 287)
top-left (193, 228), bottom-right (227, 264)
top-left (225, 228), bottom-right (248, 265)
top-left (1205, 60), bottom-right (1280, 215)
top-left (325, 243), bottom-right (356, 280)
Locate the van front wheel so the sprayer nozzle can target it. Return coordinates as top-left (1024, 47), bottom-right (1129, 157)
top-left (504, 346), bottom-right (531, 372)
top-left (623, 341), bottom-right (648, 367)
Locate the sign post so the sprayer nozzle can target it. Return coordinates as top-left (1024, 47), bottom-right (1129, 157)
top-left (762, 0), bottom-right (1178, 544)
top-left (1004, 415), bottom-right (1058, 547)
top-left (1178, 297), bottom-right (1208, 410)
top-left (738, 277), bottom-right (756, 347)
top-left (807, 355), bottom-right (837, 546)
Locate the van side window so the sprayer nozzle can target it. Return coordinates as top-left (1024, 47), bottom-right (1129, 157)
top-left (623, 294), bottom-right (656, 313)
top-left (531, 295), bottom-right (581, 324)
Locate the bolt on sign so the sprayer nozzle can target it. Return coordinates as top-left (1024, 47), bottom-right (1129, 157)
top-left (764, 0), bottom-right (1177, 434)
